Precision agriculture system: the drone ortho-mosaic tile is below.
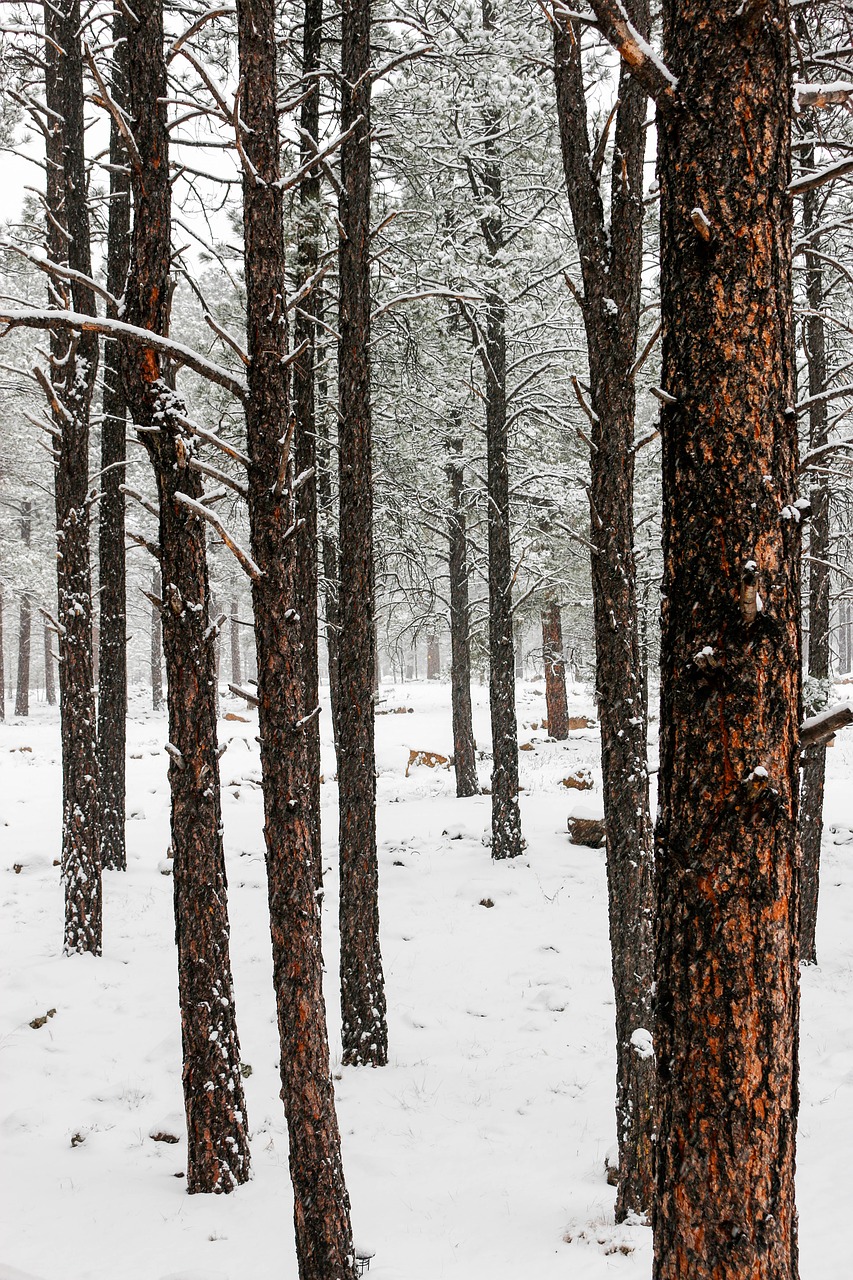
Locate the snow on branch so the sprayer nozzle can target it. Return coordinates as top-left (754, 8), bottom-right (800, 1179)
top-left (167, 6), bottom-right (236, 62)
top-left (790, 157), bottom-right (853, 196)
top-left (800, 702), bottom-right (853, 749)
top-left (0, 308), bottom-right (247, 401)
top-left (0, 241), bottom-right (119, 310)
top-left (279, 118), bottom-right (364, 193)
top-left (580, 0), bottom-right (678, 108)
top-left (174, 491), bottom-right (263, 581)
top-left (795, 81), bottom-right (853, 110)
top-left (229, 681), bottom-right (259, 707)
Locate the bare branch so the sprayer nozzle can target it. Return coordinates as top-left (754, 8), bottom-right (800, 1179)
top-left (175, 492), bottom-right (263, 580)
top-left (0, 308), bottom-right (247, 401)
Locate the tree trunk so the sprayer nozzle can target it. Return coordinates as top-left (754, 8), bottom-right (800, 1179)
top-left (230, 599), bottom-right (242, 687)
top-left (474, 1), bottom-right (523, 861)
top-left (553, 8), bottom-right (655, 1216)
top-left (44, 0), bottom-right (102, 955)
top-left (798, 132), bottom-right (830, 967)
top-left (236, 0), bottom-right (358, 1270)
top-left (293, 0), bottom-right (324, 887)
top-left (43, 623), bottom-right (56, 706)
top-left (541, 602), bottom-right (569, 740)
top-left (15, 498), bottom-right (32, 717)
top-left (426, 633), bottom-right (440, 680)
top-left (151, 567), bottom-right (163, 709)
top-left (337, 0), bottom-right (389, 1065)
top-left (315, 293), bottom-right (342, 758)
top-left (0, 589), bottom-right (5, 720)
top-left (446, 436), bottom-right (478, 797)
top-left (97, 6), bottom-right (131, 872)
top-left (654, 4), bottom-right (800, 1275)
top-left (123, 0), bottom-right (249, 1193)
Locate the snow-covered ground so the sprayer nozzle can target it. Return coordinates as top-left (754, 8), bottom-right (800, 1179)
top-left (1, 679), bottom-right (852, 1280)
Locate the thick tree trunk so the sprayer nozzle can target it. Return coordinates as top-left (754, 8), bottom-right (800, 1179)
top-left (236, 0), bottom-right (357, 1271)
top-left (151, 567), bottom-right (163, 709)
top-left (337, 0), bottom-right (389, 1065)
top-left (44, 0), bottom-right (102, 955)
top-left (43, 624), bottom-right (56, 705)
top-left (654, 4), bottom-right (800, 1275)
top-left (293, 0), bottom-right (324, 886)
top-left (553, 9), bottom-right (655, 1217)
top-left (123, 0), bottom-right (249, 1193)
top-left (15, 498), bottom-right (32, 717)
top-left (541, 602), bottom-right (569, 740)
top-left (799, 143), bottom-right (829, 966)
top-left (446, 437), bottom-right (478, 797)
top-left (98, 8), bottom-right (130, 872)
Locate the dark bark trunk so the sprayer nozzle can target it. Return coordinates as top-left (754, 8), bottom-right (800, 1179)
top-left (98, 7), bottom-right (131, 872)
top-left (315, 294), bottom-right (342, 757)
top-left (473, 0), bottom-right (522, 860)
top-left (553, 8), bottom-right (655, 1217)
top-left (293, 0), bottom-right (324, 887)
top-left (799, 134), bottom-right (829, 967)
top-left (14, 499), bottom-right (31, 717)
top-left (236, 0), bottom-right (357, 1270)
top-left (151, 567), bottom-right (163, 709)
top-left (654, 4), bottom-right (800, 1275)
top-left (230, 599), bottom-right (242, 687)
top-left (123, 0), bottom-right (249, 1193)
top-left (44, 0), bottom-right (102, 955)
top-left (541, 602), bottom-right (569, 740)
top-left (337, 0), bottom-right (389, 1064)
top-left (44, 623), bottom-right (56, 705)
top-left (446, 437), bottom-right (478, 797)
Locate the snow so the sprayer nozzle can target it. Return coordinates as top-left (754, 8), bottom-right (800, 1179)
top-left (2, 679), bottom-right (853, 1278)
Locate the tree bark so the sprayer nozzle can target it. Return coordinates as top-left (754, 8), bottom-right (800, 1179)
top-left (122, 0), bottom-right (250, 1193)
top-left (654, 4), bottom-right (800, 1275)
top-left (151, 566), bottom-right (163, 709)
top-left (235, 0), bottom-right (358, 1270)
top-left (446, 435), bottom-right (478, 797)
top-left (44, 0), bottom-right (102, 955)
top-left (293, 0), bottom-right (324, 887)
top-left (98, 6), bottom-right (131, 872)
top-left (541, 602), bottom-right (569, 740)
top-left (798, 130), bottom-right (830, 967)
top-left (14, 499), bottom-right (32, 718)
top-left (553, 6), bottom-right (655, 1218)
top-left (475, 0), bottom-right (523, 861)
top-left (337, 0), bottom-right (389, 1065)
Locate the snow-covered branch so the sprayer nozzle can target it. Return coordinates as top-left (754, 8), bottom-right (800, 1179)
top-left (0, 309), bottom-right (247, 401)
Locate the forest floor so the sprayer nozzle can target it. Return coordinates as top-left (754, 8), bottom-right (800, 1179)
top-left (1, 679), bottom-right (853, 1280)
